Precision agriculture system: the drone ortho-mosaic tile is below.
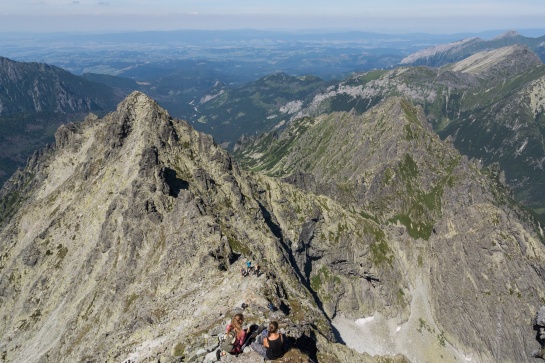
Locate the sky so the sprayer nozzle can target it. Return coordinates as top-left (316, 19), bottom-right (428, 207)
top-left (1, 0), bottom-right (545, 34)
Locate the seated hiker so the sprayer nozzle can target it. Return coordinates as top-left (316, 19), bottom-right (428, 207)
top-left (264, 321), bottom-right (285, 360)
top-left (217, 313), bottom-right (249, 358)
top-left (250, 321), bottom-right (285, 360)
top-left (246, 260), bottom-right (252, 274)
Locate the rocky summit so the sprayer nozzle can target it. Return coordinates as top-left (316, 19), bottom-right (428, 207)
top-left (1, 92), bottom-right (545, 363)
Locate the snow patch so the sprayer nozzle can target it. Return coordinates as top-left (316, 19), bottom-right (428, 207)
top-left (355, 316), bottom-right (375, 326)
top-left (332, 277), bottom-right (468, 363)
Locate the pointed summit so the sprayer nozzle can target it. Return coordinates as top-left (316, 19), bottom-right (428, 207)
top-left (106, 91), bottom-right (173, 147)
top-left (115, 91), bottom-right (166, 118)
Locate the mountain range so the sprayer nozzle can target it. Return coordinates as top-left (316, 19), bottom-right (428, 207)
top-left (5, 32), bottom-right (543, 219)
top-left (400, 30), bottom-right (545, 67)
top-left (189, 44), bottom-right (545, 217)
top-left (0, 56), bottom-right (124, 187)
top-left (2, 32), bottom-right (545, 362)
top-left (300, 45), bottom-right (545, 216)
top-left (1, 92), bottom-right (545, 362)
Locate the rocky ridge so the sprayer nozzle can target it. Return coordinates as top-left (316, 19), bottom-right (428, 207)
top-left (399, 31), bottom-right (545, 67)
top-left (261, 46), bottom-right (545, 215)
top-left (0, 92), bottom-right (413, 363)
top-left (2, 92), bottom-right (545, 362)
top-left (236, 96), bottom-right (545, 362)
top-left (400, 37), bottom-right (479, 65)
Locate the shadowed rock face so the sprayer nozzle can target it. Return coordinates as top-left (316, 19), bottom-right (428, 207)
top-left (0, 56), bottom-right (121, 117)
top-left (1, 92), bottom-right (545, 363)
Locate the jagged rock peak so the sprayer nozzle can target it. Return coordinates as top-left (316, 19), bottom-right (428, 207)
top-left (113, 91), bottom-right (171, 129)
top-left (99, 91), bottom-right (191, 155)
top-left (116, 91), bottom-right (165, 115)
top-left (0, 91), bottom-right (345, 363)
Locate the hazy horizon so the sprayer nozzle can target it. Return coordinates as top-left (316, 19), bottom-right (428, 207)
top-left (1, 0), bottom-right (545, 34)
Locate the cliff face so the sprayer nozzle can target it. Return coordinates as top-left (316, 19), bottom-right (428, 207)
top-left (1, 92), bottom-right (545, 363)
top-left (0, 56), bottom-right (121, 116)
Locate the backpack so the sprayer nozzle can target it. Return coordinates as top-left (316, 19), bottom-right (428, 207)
top-left (221, 329), bottom-right (237, 353)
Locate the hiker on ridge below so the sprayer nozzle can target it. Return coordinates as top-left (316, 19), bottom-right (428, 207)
top-left (219, 313), bottom-right (249, 357)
